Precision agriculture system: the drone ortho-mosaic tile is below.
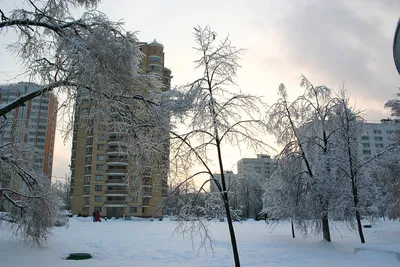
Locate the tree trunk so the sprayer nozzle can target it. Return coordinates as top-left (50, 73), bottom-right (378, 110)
top-left (322, 214), bottom-right (331, 242)
top-left (291, 218), bottom-right (295, 238)
top-left (350, 171), bottom-right (365, 243)
top-left (216, 140), bottom-right (241, 267)
top-left (321, 201), bottom-right (331, 242)
top-left (355, 210), bottom-right (365, 243)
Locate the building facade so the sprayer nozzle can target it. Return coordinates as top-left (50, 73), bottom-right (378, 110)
top-left (70, 40), bottom-right (171, 218)
top-left (357, 119), bottom-right (399, 159)
top-left (237, 154), bottom-right (277, 218)
top-left (0, 82), bottom-right (58, 178)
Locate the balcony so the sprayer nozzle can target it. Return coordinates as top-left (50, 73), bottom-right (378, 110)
top-left (142, 178), bottom-right (152, 187)
top-left (83, 181), bottom-right (90, 186)
top-left (105, 179), bottom-right (126, 185)
top-left (142, 190), bottom-right (152, 197)
top-left (108, 128), bottom-right (124, 135)
top-left (108, 137), bottom-right (126, 145)
top-left (106, 157), bottom-right (129, 166)
top-left (105, 190), bottom-right (128, 196)
top-left (106, 168), bottom-right (127, 176)
top-left (107, 147), bottom-right (128, 156)
top-left (104, 200), bottom-right (127, 207)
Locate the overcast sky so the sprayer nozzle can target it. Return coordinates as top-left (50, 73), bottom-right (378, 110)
top-left (0, 0), bottom-right (399, 182)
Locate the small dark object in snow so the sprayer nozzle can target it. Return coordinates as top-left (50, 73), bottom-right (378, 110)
top-left (363, 225), bottom-right (372, 228)
top-left (66, 253), bottom-right (92, 260)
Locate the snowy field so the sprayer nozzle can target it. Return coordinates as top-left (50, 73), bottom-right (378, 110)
top-left (0, 217), bottom-right (399, 267)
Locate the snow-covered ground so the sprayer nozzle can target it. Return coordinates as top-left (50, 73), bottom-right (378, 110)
top-left (0, 217), bottom-right (399, 267)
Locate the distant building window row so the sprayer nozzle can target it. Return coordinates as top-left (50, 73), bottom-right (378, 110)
top-left (363, 150), bottom-right (371, 155)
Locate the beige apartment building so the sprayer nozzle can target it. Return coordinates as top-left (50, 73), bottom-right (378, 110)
top-left (70, 40), bottom-right (171, 218)
top-left (0, 82), bottom-right (58, 178)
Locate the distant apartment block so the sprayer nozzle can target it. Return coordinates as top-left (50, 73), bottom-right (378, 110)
top-left (358, 119), bottom-right (400, 158)
top-left (237, 154), bottom-right (277, 178)
top-left (0, 82), bottom-right (58, 178)
top-left (70, 40), bottom-right (172, 218)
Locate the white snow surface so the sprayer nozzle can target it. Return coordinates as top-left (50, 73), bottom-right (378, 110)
top-left (0, 218), bottom-right (399, 267)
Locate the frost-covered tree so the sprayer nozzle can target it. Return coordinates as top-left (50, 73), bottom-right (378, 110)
top-left (0, 119), bottom-right (62, 245)
top-left (236, 166), bottom-right (265, 219)
top-left (167, 26), bottom-right (269, 267)
top-left (265, 82), bottom-right (394, 243)
top-left (51, 178), bottom-right (71, 210)
top-left (263, 153), bottom-right (303, 238)
top-left (265, 77), bottom-right (337, 242)
top-left (0, 0), bottom-right (162, 129)
top-left (0, 0), bottom-right (166, 243)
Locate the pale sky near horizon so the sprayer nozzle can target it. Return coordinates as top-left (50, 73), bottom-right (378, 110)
top-left (0, 0), bottom-right (399, 184)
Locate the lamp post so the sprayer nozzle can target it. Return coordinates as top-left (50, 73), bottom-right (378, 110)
top-left (393, 17), bottom-right (400, 75)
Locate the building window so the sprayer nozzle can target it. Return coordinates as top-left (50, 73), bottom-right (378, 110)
top-left (130, 207), bottom-right (137, 213)
top-left (94, 206), bottom-right (102, 212)
top-left (97, 144), bottom-right (105, 151)
top-left (95, 175), bottom-right (103, 181)
top-left (84, 166), bottom-right (91, 173)
top-left (362, 143), bottom-right (370, 148)
top-left (361, 136), bottom-right (369, 140)
top-left (97, 135), bottom-right (106, 141)
top-left (96, 164), bottom-right (104, 171)
top-left (95, 196), bottom-right (102, 202)
top-left (130, 186), bottom-right (137, 192)
top-left (373, 130), bottom-right (382, 134)
top-left (83, 187), bottom-right (90, 194)
top-left (374, 136), bottom-right (383, 141)
top-left (375, 143), bottom-right (384, 148)
top-left (387, 130), bottom-right (394, 134)
top-left (131, 195), bottom-right (138, 202)
top-left (87, 136), bottom-right (93, 145)
top-left (95, 185), bottom-right (102, 191)
top-left (142, 197), bottom-right (150, 205)
top-left (85, 156), bottom-right (92, 163)
top-left (96, 155), bottom-right (105, 161)
top-left (86, 146), bottom-right (92, 153)
top-left (84, 197), bottom-right (89, 205)
top-left (362, 150), bottom-right (371, 155)
top-left (132, 155), bottom-right (137, 162)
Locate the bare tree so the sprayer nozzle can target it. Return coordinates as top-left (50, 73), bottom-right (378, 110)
top-left (166, 26), bottom-right (269, 267)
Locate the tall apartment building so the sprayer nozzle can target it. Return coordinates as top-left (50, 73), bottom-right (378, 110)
top-left (0, 82), bottom-right (58, 178)
top-left (357, 119), bottom-right (399, 158)
top-left (70, 40), bottom-right (172, 218)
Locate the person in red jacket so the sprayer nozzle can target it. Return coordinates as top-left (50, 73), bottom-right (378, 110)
top-left (95, 211), bottom-right (101, 222)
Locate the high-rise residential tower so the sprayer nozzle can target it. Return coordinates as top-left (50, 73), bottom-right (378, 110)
top-left (70, 40), bottom-right (172, 218)
top-left (0, 82), bottom-right (58, 178)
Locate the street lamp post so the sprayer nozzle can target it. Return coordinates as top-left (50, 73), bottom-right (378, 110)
top-left (393, 17), bottom-right (400, 75)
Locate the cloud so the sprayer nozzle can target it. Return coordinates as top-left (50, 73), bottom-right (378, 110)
top-left (249, 0), bottom-right (400, 120)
